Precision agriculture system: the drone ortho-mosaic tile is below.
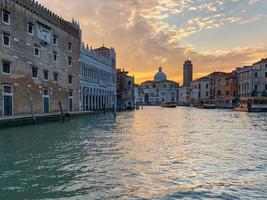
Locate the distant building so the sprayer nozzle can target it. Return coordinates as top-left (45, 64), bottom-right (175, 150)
top-left (178, 86), bottom-right (190, 106)
top-left (190, 76), bottom-right (209, 106)
top-left (0, 0), bottom-right (81, 117)
top-left (116, 69), bottom-right (135, 110)
top-left (237, 66), bottom-right (257, 98)
top-left (141, 67), bottom-right (179, 105)
top-left (252, 58), bottom-right (267, 97)
top-left (183, 60), bottom-right (193, 87)
top-left (214, 71), bottom-right (238, 108)
top-left (134, 84), bottom-right (144, 106)
top-left (80, 44), bottom-right (116, 111)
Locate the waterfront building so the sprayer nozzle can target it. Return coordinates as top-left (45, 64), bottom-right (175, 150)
top-left (214, 71), bottom-right (238, 108)
top-left (0, 0), bottom-right (81, 117)
top-left (208, 72), bottom-right (227, 100)
top-left (134, 84), bottom-right (144, 106)
top-left (178, 86), bottom-right (190, 106)
top-left (80, 44), bottom-right (116, 111)
top-left (236, 66), bottom-right (257, 98)
top-left (183, 60), bottom-right (193, 87)
top-left (252, 58), bottom-right (267, 97)
top-left (190, 76), bottom-right (209, 106)
top-left (141, 67), bottom-right (179, 105)
top-left (116, 69), bottom-right (135, 110)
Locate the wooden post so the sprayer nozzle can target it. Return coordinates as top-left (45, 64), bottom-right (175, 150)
top-left (58, 101), bottom-right (65, 122)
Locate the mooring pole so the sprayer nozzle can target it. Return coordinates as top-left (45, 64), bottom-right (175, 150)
top-left (58, 101), bottom-right (65, 122)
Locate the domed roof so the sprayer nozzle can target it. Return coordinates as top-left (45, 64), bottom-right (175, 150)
top-left (154, 67), bottom-right (167, 81)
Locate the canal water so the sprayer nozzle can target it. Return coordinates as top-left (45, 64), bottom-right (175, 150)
top-left (0, 107), bottom-right (267, 199)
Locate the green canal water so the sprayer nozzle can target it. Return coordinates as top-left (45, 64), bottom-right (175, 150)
top-left (0, 107), bottom-right (267, 199)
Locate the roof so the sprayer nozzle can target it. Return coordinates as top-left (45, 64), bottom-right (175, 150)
top-left (253, 58), bottom-right (267, 65)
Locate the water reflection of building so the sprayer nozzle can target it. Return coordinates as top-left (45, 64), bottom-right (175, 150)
top-left (116, 69), bottom-right (135, 110)
top-left (141, 67), bottom-right (179, 105)
top-left (80, 44), bottom-right (116, 111)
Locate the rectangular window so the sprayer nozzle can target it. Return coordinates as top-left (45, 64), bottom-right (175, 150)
top-left (53, 72), bottom-right (58, 82)
top-left (255, 84), bottom-right (258, 91)
top-left (43, 70), bottom-right (49, 80)
top-left (2, 10), bottom-right (10, 25)
top-left (53, 52), bottom-right (57, 62)
top-left (53, 35), bottom-right (57, 45)
top-left (34, 45), bottom-right (40, 56)
top-left (265, 84), bottom-right (267, 90)
top-left (28, 23), bottom-right (34, 35)
top-left (68, 57), bottom-right (72, 67)
top-left (68, 43), bottom-right (72, 52)
top-left (265, 72), bottom-right (267, 78)
top-left (206, 91), bottom-right (208, 97)
top-left (32, 67), bottom-right (38, 79)
top-left (3, 32), bottom-right (10, 47)
top-left (2, 61), bottom-right (10, 74)
top-left (265, 64), bottom-right (267, 68)
top-left (255, 72), bottom-right (258, 78)
top-left (68, 75), bottom-right (73, 84)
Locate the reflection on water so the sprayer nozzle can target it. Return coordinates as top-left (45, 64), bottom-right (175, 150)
top-left (0, 107), bottom-right (267, 199)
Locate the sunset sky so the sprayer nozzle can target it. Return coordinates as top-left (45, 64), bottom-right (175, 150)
top-left (38, 0), bottom-right (267, 84)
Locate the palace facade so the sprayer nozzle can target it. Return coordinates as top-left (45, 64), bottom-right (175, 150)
top-left (141, 67), bottom-right (179, 105)
top-left (0, 0), bottom-right (81, 117)
top-left (80, 44), bottom-right (116, 111)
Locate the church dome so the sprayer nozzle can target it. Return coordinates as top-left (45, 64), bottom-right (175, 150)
top-left (154, 67), bottom-right (167, 81)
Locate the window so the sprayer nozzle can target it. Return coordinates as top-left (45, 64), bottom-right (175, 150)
top-left (226, 91), bottom-right (230, 96)
top-left (128, 80), bottom-right (131, 86)
top-left (265, 84), bottom-right (267, 90)
top-left (68, 75), bottom-right (73, 84)
top-left (255, 72), bottom-right (258, 78)
top-left (53, 52), bottom-right (57, 62)
top-left (265, 72), bottom-right (267, 78)
top-left (68, 43), bottom-right (72, 52)
top-left (2, 10), bottom-right (10, 25)
top-left (206, 84), bottom-right (209, 89)
top-left (68, 57), bottom-right (72, 67)
top-left (32, 67), bottom-right (38, 79)
top-left (28, 23), bottom-right (34, 35)
top-left (265, 64), bottom-right (267, 68)
top-left (53, 72), bottom-right (58, 82)
top-left (206, 91), bottom-right (208, 97)
top-left (34, 45), bottom-right (40, 56)
top-left (2, 61), bottom-right (10, 74)
top-left (43, 70), bottom-right (49, 80)
top-left (53, 35), bottom-right (57, 45)
top-left (255, 84), bottom-right (258, 91)
top-left (2, 32), bottom-right (10, 47)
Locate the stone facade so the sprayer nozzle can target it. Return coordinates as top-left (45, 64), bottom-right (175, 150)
top-left (190, 76), bottom-right (209, 106)
top-left (116, 69), bottom-right (135, 110)
top-left (178, 86), bottom-right (190, 106)
top-left (0, 0), bottom-right (81, 117)
top-left (80, 44), bottom-right (116, 111)
top-left (214, 71), bottom-right (238, 108)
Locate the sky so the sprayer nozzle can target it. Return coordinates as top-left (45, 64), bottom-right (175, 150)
top-left (38, 0), bottom-right (267, 84)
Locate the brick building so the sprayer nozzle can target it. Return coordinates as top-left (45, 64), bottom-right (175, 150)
top-left (0, 0), bottom-right (81, 117)
top-left (214, 71), bottom-right (238, 108)
top-left (116, 69), bottom-right (135, 110)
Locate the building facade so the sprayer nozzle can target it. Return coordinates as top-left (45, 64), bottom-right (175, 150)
top-left (237, 66), bottom-right (257, 98)
top-left (80, 44), bottom-right (116, 111)
top-left (178, 86), bottom-right (190, 106)
top-left (0, 0), bottom-right (81, 117)
top-left (141, 67), bottom-right (179, 105)
top-left (190, 76), bottom-right (209, 106)
top-left (183, 60), bottom-right (193, 87)
top-left (252, 58), bottom-right (267, 97)
top-left (117, 69), bottom-right (135, 110)
top-left (214, 71), bottom-right (238, 108)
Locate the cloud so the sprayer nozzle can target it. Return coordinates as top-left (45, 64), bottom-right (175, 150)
top-left (37, 0), bottom-right (266, 83)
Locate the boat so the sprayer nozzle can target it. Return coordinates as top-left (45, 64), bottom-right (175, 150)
top-left (199, 100), bottom-right (217, 109)
top-left (161, 102), bottom-right (177, 108)
top-left (234, 97), bottom-right (267, 112)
